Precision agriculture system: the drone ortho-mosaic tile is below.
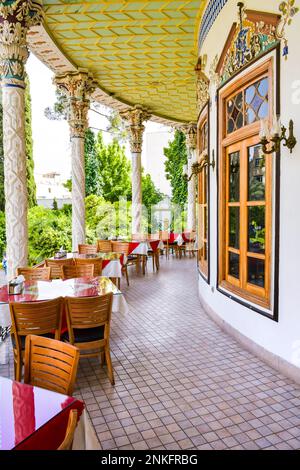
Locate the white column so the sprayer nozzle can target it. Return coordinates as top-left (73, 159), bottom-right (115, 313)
top-left (0, 0), bottom-right (43, 279)
top-left (182, 124), bottom-right (197, 232)
top-left (54, 72), bottom-right (96, 250)
top-left (71, 137), bottom-right (85, 249)
top-left (187, 149), bottom-right (196, 231)
top-left (120, 106), bottom-right (151, 235)
top-left (131, 152), bottom-right (142, 234)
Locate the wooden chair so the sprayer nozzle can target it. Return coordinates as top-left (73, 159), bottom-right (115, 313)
top-left (159, 231), bottom-right (170, 259)
top-left (58, 410), bottom-right (78, 450)
top-left (131, 233), bottom-right (147, 241)
top-left (61, 264), bottom-right (95, 280)
top-left (17, 267), bottom-right (51, 281)
top-left (9, 297), bottom-right (63, 381)
top-left (45, 258), bottom-right (74, 279)
top-left (111, 241), bottom-right (139, 286)
top-left (75, 258), bottom-right (102, 276)
top-left (64, 294), bottom-right (114, 385)
top-left (97, 240), bottom-right (112, 253)
top-left (78, 244), bottom-right (97, 255)
top-left (24, 335), bottom-right (79, 395)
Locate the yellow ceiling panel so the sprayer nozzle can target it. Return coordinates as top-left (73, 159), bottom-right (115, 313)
top-left (43, 0), bottom-right (205, 123)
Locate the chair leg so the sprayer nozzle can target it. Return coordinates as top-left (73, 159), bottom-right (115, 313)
top-left (100, 351), bottom-right (105, 366)
top-left (155, 251), bottom-right (159, 271)
top-left (105, 347), bottom-right (115, 385)
top-left (14, 356), bottom-right (22, 382)
top-left (125, 266), bottom-right (129, 286)
top-left (152, 254), bottom-right (155, 271)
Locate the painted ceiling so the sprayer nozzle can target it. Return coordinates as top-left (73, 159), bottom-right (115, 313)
top-left (42, 1), bottom-right (205, 124)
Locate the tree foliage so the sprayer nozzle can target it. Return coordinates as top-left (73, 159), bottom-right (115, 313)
top-left (85, 128), bottom-right (102, 196)
top-left (164, 130), bottom-right (188, 208)
top-left (96, 132), bottom-right (132, 203)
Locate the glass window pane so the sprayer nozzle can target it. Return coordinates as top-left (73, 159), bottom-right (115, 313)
top-left (248, 145), bottom-right (265, 201)
top-left (229, 252), bottom-right (239, 279)
top-left (248, 206), bottom-right (265, 254)
top-left (227, 92), bottom-right (243, 134)
top-left (248, 258), bottom-right (265, 288)
top-left (229, 151), bottom-right (240, 202)
top-left (245, 77), bottom-right (269, 125)
top-left (229, 207), bottom-right (240, 249)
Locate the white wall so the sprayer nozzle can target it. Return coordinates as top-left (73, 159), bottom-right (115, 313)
top-left (198, 0), bottom-right (300, 366)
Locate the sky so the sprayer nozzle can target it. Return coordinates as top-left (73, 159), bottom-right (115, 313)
top-left (26, 53), bottom-right (172, 195)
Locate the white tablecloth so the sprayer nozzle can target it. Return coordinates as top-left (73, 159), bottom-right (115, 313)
top-left (72, 409), bottom-right (101, 450)
top-left (102, 260), bottom-right (122, 278)
top-left (131, 241), bottom-right (164, 256)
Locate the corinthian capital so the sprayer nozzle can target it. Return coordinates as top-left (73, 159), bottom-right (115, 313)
top-left (54, 70), bottom-right (97, 138)
top-left (0, 0), bottom-right (44, 87)
top-left (120, 105), bottom-right (151, 153)
top-left (182, 123), bottom-right (197, 152)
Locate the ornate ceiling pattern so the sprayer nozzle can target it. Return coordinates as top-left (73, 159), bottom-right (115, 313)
top-left (31, 0), bottom-right (205, 124)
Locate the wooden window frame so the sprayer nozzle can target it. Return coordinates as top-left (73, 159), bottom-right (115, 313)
top-left (197, 104), bottom-right (210, 282)
top-left (218, 58), bottom-right (274, 310)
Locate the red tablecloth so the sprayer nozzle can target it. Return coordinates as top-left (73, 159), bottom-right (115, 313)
top-left (0, 376), bottom-right (84, 450)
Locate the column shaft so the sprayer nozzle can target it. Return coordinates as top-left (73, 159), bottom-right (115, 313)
top-left (187, 150), bottom-right (196, 231)
top-left (54, 72), bottom-right (96, 251)
top-left (0, 0), bottom-right (44, 279)
top-left (119, 105), bottom-right (151, 236)
top-left (71, 137), bottom-right (85, 250)
top-left (3, 86), bottom-right (28, 279)
top-left (131, 152), bottom-right (142, 234)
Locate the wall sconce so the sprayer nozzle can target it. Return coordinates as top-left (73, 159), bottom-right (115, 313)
top-left (259, 117), bottom-right (297, 155)
top-left (183, 152), bottom-right (215, 182)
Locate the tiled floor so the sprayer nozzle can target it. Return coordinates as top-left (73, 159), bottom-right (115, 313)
top-left (1, 256), bottom-right (300, 450)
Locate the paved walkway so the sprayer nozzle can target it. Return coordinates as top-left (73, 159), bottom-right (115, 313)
top-left (1, 257), bottom-right (300, 449)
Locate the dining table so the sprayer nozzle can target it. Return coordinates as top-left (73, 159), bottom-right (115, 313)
top-left (0, 276), bottom-right (129, 356)
top-left (0, 376), bottom-right (84, 450)
top-left (51, 251), bottom-right (125, 279)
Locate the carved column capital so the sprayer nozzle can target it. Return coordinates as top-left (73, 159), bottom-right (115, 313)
top-left (182, 123), bottom-right (197, 152)
top-left (54, 70), bottom-right (97, 138)
top-left (120, 105), bottom-right (151, 153)
top-left (0, 0), bottom-right (44, 88)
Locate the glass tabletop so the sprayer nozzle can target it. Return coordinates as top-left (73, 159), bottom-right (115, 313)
top-left (0, 376), bottom-right (82, 450)
top-left (0, 276), bottom-right (122, 304)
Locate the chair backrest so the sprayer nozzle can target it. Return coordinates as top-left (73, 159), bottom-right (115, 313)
top-left (24, 335), bottom-right (79, 395)
top-left (16, 267), bottom-right (51, 281)
top-left (58, 409), bottom-right (78, 450)
top-left (78, 244), bottom-right (97, 255)
top-left (131, 233), bottom-right (147, 241)
top-left (97, 240), bottom-right (112, 253)
top-left (45, 258), bottom-right (74, 279)
top-left (75, 258), bottom-right (102, 276)
top-left (149, 233), bottom-right (159, 240)
top-left (65, 294), bottom-right (113, 340)
top-left (159, 231), bottom-right (169, 241)
top-left (111, 241), bottom-right (129, 255)
top-left (61, 264), bottom-right (95, 280)
top-left (10, 297), bottom-right (63, 355)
